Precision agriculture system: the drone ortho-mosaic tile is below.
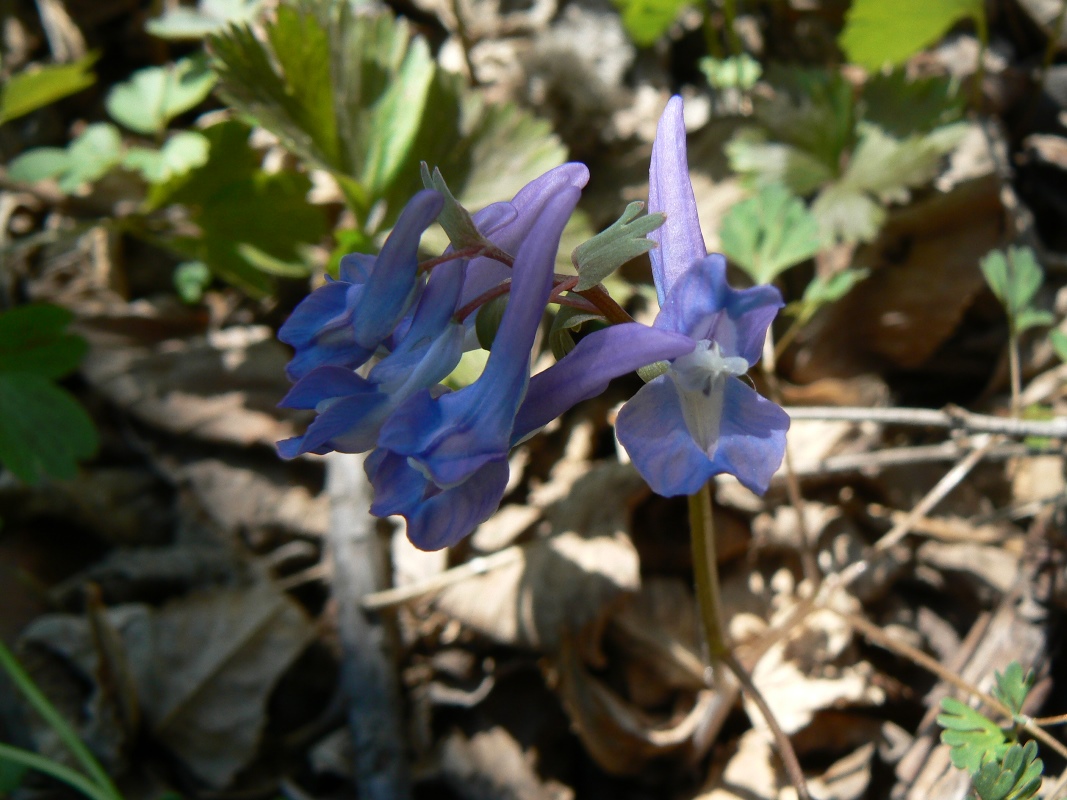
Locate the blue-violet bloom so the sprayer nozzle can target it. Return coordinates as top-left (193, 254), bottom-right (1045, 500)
top-left (613, 95), bottom-right (790, 497)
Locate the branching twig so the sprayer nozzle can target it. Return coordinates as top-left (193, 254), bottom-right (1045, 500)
top-left (785, 405), bottom-right (1067, 438)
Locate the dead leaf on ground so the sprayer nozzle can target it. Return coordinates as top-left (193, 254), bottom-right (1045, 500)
top-left (21, 581), bottom-right (314, 787)
top-left (438, 726), bottom-right (574, 800)
top-left (80, 322), bottom-right (300, 447)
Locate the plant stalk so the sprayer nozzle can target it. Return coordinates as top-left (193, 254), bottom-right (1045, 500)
top-left (688, 483), bottom-right (811, 799)
top-left (0, 743), bottom-right (115, 800)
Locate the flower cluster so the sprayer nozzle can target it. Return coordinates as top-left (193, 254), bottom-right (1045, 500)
top-left (277, 96), bottom-right (788, 550)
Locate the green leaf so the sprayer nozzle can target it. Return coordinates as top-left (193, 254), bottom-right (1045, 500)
top-left (211, 4), bottom-right (565, 233)
top-left (861, 68), bottom-right (965, 137)
top-left (122, 130), bottom-right (210, 183)
top-left (972, 741), bottom-right (1043, 800)
top-left (1051, 330), bottom-right (1067, 363)
top-left (174, 261), bottom-right (212, 303)
top-left (980, 247), bottom-right (1051, 334)
top-left (992, 662), bottom-right (1035, 718)
top-left (572, 201), bottom-right (664, 291)
top-left (420, 163), bottom-right (486, 251)
top-left (700, 55), bottom-right (762, 91)
top-left (787, 268), bottom-right (869, 325)
top-left (7, 147), bottom-right (72, 183)
top-left (0, 53), bottom-right (98, 125)
top-left (0, 304), bottom-right (86, 378)
top-left (755, 66), bottom-right (857, 174)
top-left (0, 752), bottom-right (28, 793)
top-left (105, 54), bottom-right (217, 135)
top-left (612, 0), bottom-right (692, 45)
top-left (726, 129), bottom-right (835, 196)
top-left (812, 122), bottom-right (967, 243)
top-left (147, 0), bottom-right (263, 39)
top-left (149, 120), bottom-right (326, 297)
top-left (719, 184), bottom-right (821, 285)
top-left (938, 696), bottom-right (1010, 774)
top-left (0, 373), bottom-right (98, 484)
top-left (839, 0), bottom-right (984, 70)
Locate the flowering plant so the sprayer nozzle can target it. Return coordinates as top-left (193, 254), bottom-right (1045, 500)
top-left (277, 96), bottom-right (788, 550)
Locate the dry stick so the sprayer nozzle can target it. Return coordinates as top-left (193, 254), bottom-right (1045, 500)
top-left (326, 452), bottom-right (412, 800)
top-left (785, 405), bottom-right (1067, 438)
top-left (761, 333), bottom-right (819, 585)
top-left (689, 484), bottom-right (812, 800)
top-left (792, 440), bottom-right (1036, 478)
top-left (838, 610), bottom-right (1067, 766)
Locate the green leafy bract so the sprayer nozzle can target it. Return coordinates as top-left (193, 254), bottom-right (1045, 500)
top-left (0, 305), bottom-right (97, 483)
top-left (938, 696), bottom-right (1010, 773)
top-left (719, 184), bottom-right (820, 285)
top-left (0, 53), bottom-right (98, 124)
top-left (105, 54), bottom-right (217, 136)
top-left (972, 741), bottom-right (1043, 800)
top-left (572, 202), bottom-right (664, 291)
top-left (979, 247), bottom-right (1054, 336)
top-left (612, 0), bottom-right (692, 46)
top-left (209, 2), bottom-right (565, 234)
top-left (839, 0), bottom-right (984, 70)
top-left (549, 306), bottom-right (604, 360)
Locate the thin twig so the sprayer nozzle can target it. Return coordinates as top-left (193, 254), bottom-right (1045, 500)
top-left (785, 405), bottom-right (1067, 438)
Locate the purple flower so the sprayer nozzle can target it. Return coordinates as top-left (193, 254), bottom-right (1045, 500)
top-left (366, 187), bottom-right (582, 550)
top-left (278, 190), bottom-right (444, 381)
top-left (611, 96), bottom-right (789, 496)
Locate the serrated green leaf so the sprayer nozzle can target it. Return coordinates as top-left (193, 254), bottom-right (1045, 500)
top-left (0, 53), bottom-right (98, 124)
top-left (572, 202), bottom-right (663, 291)
top-left (938, 696), bottom-right (1010, 774)
top-left (612, 0), bottom-right (692, 45)
top-left (0, 373), bottom-right (98, 483)
top-left (726, 129), bottom-right (835, 196)
top-left (719, 184), bottom-right (821, 284)
top-left (839, 0), bottom-right (984, 70)
top-left (755, 66), bottom-right (857, 174)
top-left (810, 183), bottom-right (884, 243)
top-left (861, 68), bottom-right (965, 137)
top-left (106, 54), bottom-right (217, 135)
top-left (147, 0), bottom-right (263, 39)
top-left (992, 663), bottom-right (1035, 717)
top-left (0, 305), bottom-right (86, 378)
top-left (972, 741), bottom-right (1043, 800)
top-left (787, 268), bottom-right (869, 325)
top-left (1051, 330), bottom-right (1067, 362)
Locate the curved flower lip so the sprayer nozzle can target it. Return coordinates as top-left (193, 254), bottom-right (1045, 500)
top-left (378, 185), bottom-right (582, 489)
top-left (648, 96), bottom-right (706, 304)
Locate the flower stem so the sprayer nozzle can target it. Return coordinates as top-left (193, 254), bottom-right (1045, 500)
top-left (0, 640), bottom-right (121, 800)
top-left (0, 743), bottom-right (116, 800)
top-left (689, 482), bottom-right (811, 800)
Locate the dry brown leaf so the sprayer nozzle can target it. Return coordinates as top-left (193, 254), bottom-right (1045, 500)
top-left (433, 530), bottom-right (639, 652)
top-left (80, 324), bottom-right (299, 447)
top-left (438, 727), bottom-right (574, 800)
top-left (21, 582), bottom-right (314, 787)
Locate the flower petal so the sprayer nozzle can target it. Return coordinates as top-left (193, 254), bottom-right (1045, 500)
top-left (513, 323), bottom-right (695, 443)
top-left (649, 96), bottom-right (706, 303)
top-left (278, 281), bottom-right (362, 380)
top-left (279, 365), bottom-right (371, 409)
top-left (615, 376), bottom-right (717, 496)
top-left (706, 377), bottom-right (789, 495)
top-left (655, 255), bottom-right (782, 365)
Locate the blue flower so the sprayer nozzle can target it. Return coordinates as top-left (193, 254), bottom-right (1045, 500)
top-left (611, 96), bottom-right (789, 497)
top-left (278, 189), bottom-right (444, 381)
top-left (367, 186), bottom-right (582, 550)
